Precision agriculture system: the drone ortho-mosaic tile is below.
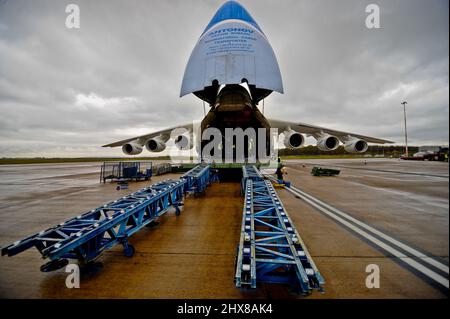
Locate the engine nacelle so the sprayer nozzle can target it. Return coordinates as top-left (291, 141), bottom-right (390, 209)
top-left (283, 131), bottom-right (305, 149)
top-left (175, 134), bottom-right (193, 150)
top-left (344, 138), bottom-right (369, 153)
top-left (316, 135), bottom-right (340, 151)
top-left (145, 137), bottom-right (166, 153)
top-left (122, 142), bottom-right (143, 156)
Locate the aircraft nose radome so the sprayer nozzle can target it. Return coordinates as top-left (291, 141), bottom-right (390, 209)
top-left (202, 0), bottom-right (263, 35)
top-left (180, 0), bottom-right (284, 98)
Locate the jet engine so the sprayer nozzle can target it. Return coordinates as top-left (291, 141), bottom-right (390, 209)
top-left (122, 142), bottom-right (143, 155)
top-left (175, 134), bottom-right (193, 150)
top-left (283, 130), bottom-right (305, 149)
top-left (344, 138), bottom-right (369, 153)
top-left (145, 136), bottom-right (166, 153)
top-left (316, 135), bottom-right (340, 151)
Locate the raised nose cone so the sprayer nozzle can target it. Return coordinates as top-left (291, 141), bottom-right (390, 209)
top-left (202, 0), bottom-right (263, 35)
top-left (180, 0), bottom-right (283, 102)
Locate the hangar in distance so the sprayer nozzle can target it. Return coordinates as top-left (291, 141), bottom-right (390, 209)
top-left (103, 0), bottom-right (393, 161)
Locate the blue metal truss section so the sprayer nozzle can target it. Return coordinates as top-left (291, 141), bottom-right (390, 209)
top-left (181, 165), bottom-right (211, 194)
top-left (241, 165), bottom-right (262, 194)
top-left (1, 179), bottom-right (186, 268)
top-left (236, 169), bottom-right (324, 294)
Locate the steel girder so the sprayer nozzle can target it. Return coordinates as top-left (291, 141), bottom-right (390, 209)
top-left (236, 169), bottom-right (324, 294)
top-left (181, 165), bottom-right (211, 194)
top-left (2, 179), bottom-right (186, 269)
top-left (241, 165), bottom-right (262, 194)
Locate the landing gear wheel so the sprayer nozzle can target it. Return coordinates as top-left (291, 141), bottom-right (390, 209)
top-left (40, 258), bottom-right (69, 272)
top-left (123, 244), bottom-right (135, 257)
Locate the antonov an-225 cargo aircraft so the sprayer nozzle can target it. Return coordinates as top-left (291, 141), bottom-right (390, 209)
top-left (103, 0), bottom-right (393, 162)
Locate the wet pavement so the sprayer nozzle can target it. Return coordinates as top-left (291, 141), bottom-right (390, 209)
top-left (0, 159), bottom-right (448, 298)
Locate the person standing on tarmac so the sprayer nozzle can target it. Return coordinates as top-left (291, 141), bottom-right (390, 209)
top-left (276, 157), bottom-right (284, 182)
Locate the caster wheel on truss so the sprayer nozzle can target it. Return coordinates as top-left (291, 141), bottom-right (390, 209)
top-left (40, 258), bottom-right (69, 272)
top-left (123, 244), bottom-right (135, 257)
top-left (173, 201), bottom-right (184, 216)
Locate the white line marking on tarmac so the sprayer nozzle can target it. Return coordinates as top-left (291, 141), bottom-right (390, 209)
top-left (290, 186), bottom-right (449, 275)
top-left (283, 185), bottom-right (449, 289)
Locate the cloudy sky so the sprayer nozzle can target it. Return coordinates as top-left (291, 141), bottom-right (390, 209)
top-left (0, 0), bottom-right (448, 157)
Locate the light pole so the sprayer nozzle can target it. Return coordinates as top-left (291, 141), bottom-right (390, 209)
top-left (401, 101), bottom-right (408, 157)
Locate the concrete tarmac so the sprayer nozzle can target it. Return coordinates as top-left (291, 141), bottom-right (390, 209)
top-left (0, 159), bottom-right (448, 298)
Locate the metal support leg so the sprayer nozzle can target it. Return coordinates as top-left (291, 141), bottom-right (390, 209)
top-left (120, 238), bottom-right (135, 258)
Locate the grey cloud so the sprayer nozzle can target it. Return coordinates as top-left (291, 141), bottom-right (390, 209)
top-left (0, 0), bottom-right (448, 157)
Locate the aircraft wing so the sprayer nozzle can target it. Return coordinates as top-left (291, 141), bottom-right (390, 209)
top-left (268, 119), bottom-right (395, 144)
top-left (102, 123), bottom-right (194, 148)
